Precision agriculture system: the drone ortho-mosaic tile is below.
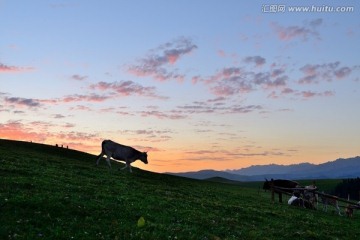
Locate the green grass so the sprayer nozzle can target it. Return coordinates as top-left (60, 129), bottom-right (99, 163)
top-left (205, 176), bottom-right (343, 192)
top-left (1, 139), bottom-right (359, 239)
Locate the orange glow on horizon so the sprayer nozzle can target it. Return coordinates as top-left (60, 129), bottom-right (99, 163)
top-left (1, 136), bottom-right (357, 174)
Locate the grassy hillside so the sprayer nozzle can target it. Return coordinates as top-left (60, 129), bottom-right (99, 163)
top-left (1, 139), bottom-right (359, 239)
top-left (205, 177), bottom-right (343, 192)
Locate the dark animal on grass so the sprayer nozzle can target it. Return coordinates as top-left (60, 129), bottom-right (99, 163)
top-left (96, 140), bottom-right (148, 173)
top-left (303, 185), bottom-right (318, 209)
top-left (319, 192), bottom-right (342, 216)
top-left (345, 205), bottom-right (353, 218)
top-left (263, 179), bottom-right (300, 193)
top-left (288, 191), bottom-right (304, 207)
top-left (288, 191), bottom-right (315, 209)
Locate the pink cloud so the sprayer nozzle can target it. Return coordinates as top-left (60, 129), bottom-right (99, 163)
top-left (308, 18), bottom-right (323, 28)
top-left (217, 50), bottom-right (226, 57)
top-left (266, 75), bottom-right (288, 88)
top-left (1, 92), bottom-right (111, 109)
top-left (61, 123), bottom-right (75, 128)
top-left (38, 99), bottom-right (59, 105)
top-left (244, 56), bottom-right (266, 67)
top-left (271, 18), bottom-right (322, 42)
top-left (62, 142), bottom-right (100, 154)
top-left (90, 80), bottom-right (168, 99)
top-left (120, 129), bottom-right (174, 143)
top-left (282, 88), bottom-right (295, 94)
top-left (52, 114), bottom-right (66, 119)
top-left (4, 97), bottom-right (41, 108)
top-left (200, 65), bottom-right (287, 97)
top-left (0, 63), bottom-right (34, 73)
top-left (176, 101), bottom-right (262, 115)
top-left (301, 91), bottom-right (317, 98)
top-left (127, 37), bottom-right (197, 82)
top-left (191, 75), bottom-right (201, 84)
top-left (62, 94), bottom-right (110, 103)
top-left (139, 110), bottom-right (187, 120)
top-left (0, 120), bottom-right (102, 153)
top-left (116, 111), bottom-right (134, 116)
top-left (334, 67), bottom-right (352, 79)
top-left (0, 120), bottom-right (47, 142)
top-left (71, 74), bottom-right (88, 81)
top-left (202, 67), bottom-right (243, 85)
top-left (51, 131), bottom-right (103, 153)
top-left (323, 90), bottom-right (335, 97)
top-left (271, 68), bottom-right (285, 77)
top-left (54, 131), bottom-right (99, 141)
top-left (98, 107), bottom-right (116, 113)
top-left (3, 80), bottom-right (170, 109)
top-left (268, 88), bottom-right (334, 100)
top-left (69, 105), bottom-right (92, 111)
top-left (298, 62), bottom-right (356, 84)
top-left (207, 97), bottom-right (226, 103)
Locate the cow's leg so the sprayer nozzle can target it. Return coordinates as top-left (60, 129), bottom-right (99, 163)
top-left (120, 162), bottom-right (132, 173)
top-left (321, 198), bottom-right (327, 211)
top-left (96, 151), bottom-right (104, 166)
top-left (105, 155), bottom-right (112, 169)
top-left (120, 164), bottom-right (127, 170)
top-left (335, 204), bottom-right (342, 216)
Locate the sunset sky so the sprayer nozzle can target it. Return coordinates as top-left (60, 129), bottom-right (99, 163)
top-left (1, 1), bottom-right (359, 173)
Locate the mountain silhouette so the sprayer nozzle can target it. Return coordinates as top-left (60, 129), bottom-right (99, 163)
top-left (168, 156), bottom-right (360, 181)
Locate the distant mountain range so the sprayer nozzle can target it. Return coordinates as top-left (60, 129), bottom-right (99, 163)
top-left (167, 156), bottom-right (360, 181)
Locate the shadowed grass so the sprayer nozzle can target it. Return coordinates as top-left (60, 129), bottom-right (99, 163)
top-left (1, 139), bottom-right (359, 239)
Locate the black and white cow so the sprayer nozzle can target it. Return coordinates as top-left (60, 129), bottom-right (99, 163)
top-left (96, 140), bottom-right (148, 172)
top-left (319, 192), bottom-right (342, 215)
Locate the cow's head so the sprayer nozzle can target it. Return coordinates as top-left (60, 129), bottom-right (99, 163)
top-left (139, 152), bottom-right (148, 164)
top-left (263, 179), bottom-right (270, 190)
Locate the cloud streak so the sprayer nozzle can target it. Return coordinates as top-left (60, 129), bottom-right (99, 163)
top-left (298, 61), bottom-right (356, 84)
top-left (120, 129), bottom-right (174, 142)
top-left (71, 74), bottom-right (88, 81)
top-left (90, 80), bottom-right (168, 99)
top-left (177, 101), bottom-right (263, 115)
top-left (1, 80), bottom-right (167, 111)
top-left (139, 110), bottom-right (187, 120)
top-left (244, 56), bottom-right (266, 67)
top-left (4, 97), bottom-right (41, 108)
top-left (0, 63), bottom-right (35, 73)
top-left (62, 94), bottom-right (111, 103)
top-left (268, 88), bottom-right (335, 100)
top-left (271, 18), bottom-right (323, 42)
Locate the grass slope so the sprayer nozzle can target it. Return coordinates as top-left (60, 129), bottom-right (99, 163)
top-left (1, 139), bottom-right (359, 239)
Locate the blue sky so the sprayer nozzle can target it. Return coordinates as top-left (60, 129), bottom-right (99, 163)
top-left (1, 1), bottom-right (359, 172)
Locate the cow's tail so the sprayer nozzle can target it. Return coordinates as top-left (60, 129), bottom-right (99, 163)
top-left (96, 140), bottom-right (107, 163)
top-left (101, 140), bottom-right (107, 149)
top-left (100, 140), bottom-right (110, 152)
